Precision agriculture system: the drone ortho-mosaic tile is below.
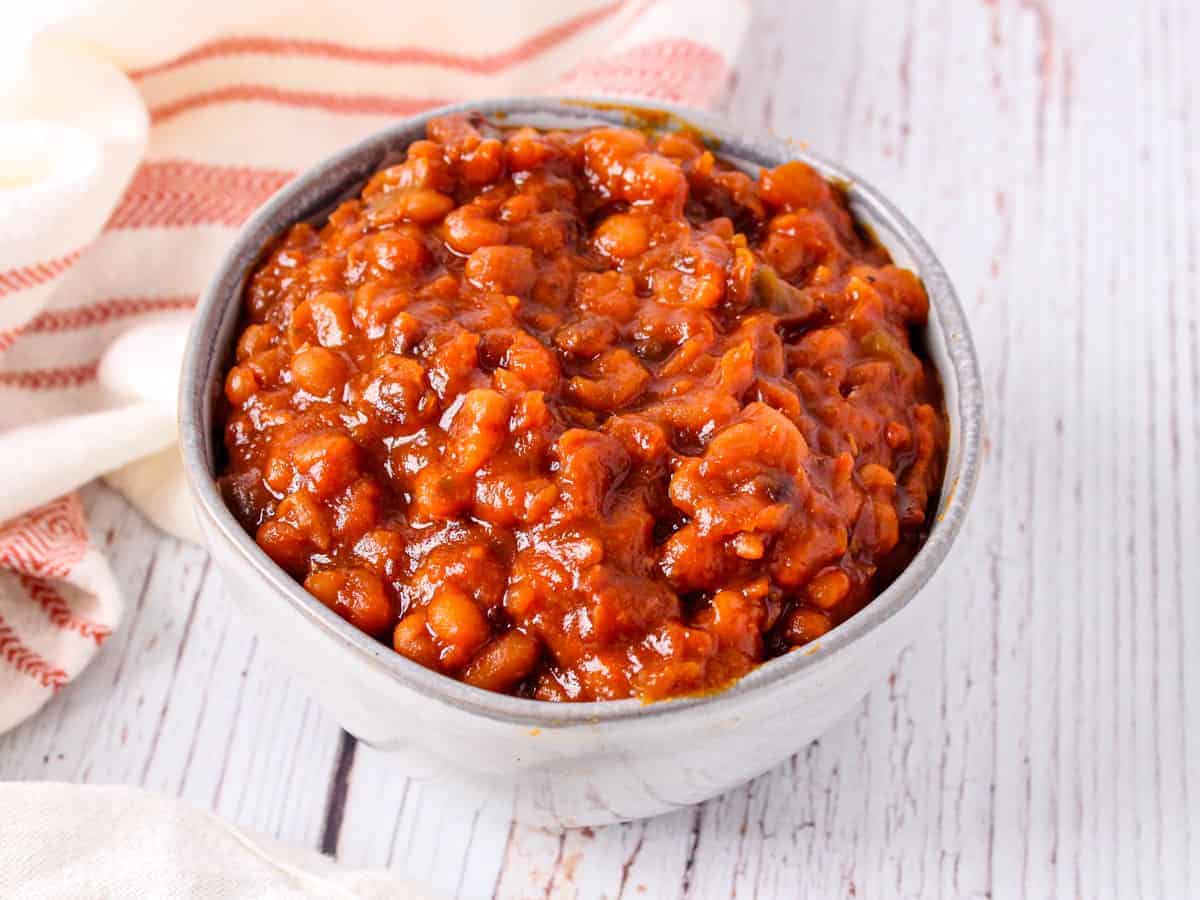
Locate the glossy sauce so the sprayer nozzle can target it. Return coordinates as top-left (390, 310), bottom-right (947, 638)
top-left (218, 114), bottom-right (947, 702)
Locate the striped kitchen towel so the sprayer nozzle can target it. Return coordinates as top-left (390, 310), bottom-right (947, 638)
top-left (0, 0), bottom-right (748, 734)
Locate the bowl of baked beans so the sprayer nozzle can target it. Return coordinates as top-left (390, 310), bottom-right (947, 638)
top-left (180, 98), bottom-right (982, 826)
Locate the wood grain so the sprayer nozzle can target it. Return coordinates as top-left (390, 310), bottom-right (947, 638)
top-left (1, 0), bottom-right (1197, 896)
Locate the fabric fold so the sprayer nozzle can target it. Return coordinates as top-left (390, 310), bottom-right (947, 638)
top-left (0, 783), bottom-right (441, 898)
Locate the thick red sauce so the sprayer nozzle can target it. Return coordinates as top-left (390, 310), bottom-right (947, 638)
top-left (218, 114), bottom-right (947, 701)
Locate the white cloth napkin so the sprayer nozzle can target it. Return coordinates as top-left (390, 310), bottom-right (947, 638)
top-left (0, 0), bottom-right (747, 735)
top-left (0, 783), bottom-right (442, 898)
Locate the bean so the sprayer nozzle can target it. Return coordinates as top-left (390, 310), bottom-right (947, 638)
top-left (292, 431), bottom-right (362, 498)
top-left (858, 463), bottom-right (897, 492)
top-left (290, 347), bottom-right (347, 398)
top-left (593, 213), bottom-right (650, 260)
top-left (462, 630), bottom-right (541, 692)
top-left (759, 160), bottom-right (833, 210)
top-left (426, 586), bottom-right (490, 671)
top-left (782, 606), bottom-right (832, 646)
top-left (885, 421), bottom-right (912, 449)
top-left (224, 365), bottom-right (257, 406)
top-left (236, 323), bottom-right (277, 361)
top-left (305, 568), bottom-right (393, 637)
top-left (806, 568), bottom-right (851, 610)
top-left (505, 128), bottom-right (553, 171)
top-left (274, 490), bottom-right (332, 552)
top-left (393, 610), bottom-right (439, 668)
top-left (459, 138), bottom-right (504, 185)
top-left (290, 292), bottom-right (353, 349)
top-left (444, 206), bottom-right (509, 255)
top-left (704, 589), bottom-right (763, 657)
top-left (464, 245), bottom-right (535, 296)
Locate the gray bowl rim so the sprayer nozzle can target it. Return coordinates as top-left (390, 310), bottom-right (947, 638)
top-left (179, 96), bottom-right (983, 729)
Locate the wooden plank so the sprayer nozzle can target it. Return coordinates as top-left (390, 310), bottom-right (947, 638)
top-left (332, 742), bottom-right (514, 898)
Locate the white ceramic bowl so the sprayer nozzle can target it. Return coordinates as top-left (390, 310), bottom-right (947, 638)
top-left (179, 98), bottom-right (983, 828)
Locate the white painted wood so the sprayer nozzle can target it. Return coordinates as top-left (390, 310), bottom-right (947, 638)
top-left (2, 0), bottom-right (1197, 896)
top-left (334, 745), bottom-right (515, 898)
top-left (0, 484), bottom-right (347, 849)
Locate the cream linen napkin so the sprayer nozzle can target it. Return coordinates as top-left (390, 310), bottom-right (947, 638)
top-left (0, 783), bottom-right (442, 898)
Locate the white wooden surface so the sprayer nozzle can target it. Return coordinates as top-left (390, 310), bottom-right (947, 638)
top-left (2, 1), bottom-right (1198, 896)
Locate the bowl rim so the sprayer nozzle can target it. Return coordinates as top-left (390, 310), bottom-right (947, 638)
top-left (179, 96), bottom-right (983, 728)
